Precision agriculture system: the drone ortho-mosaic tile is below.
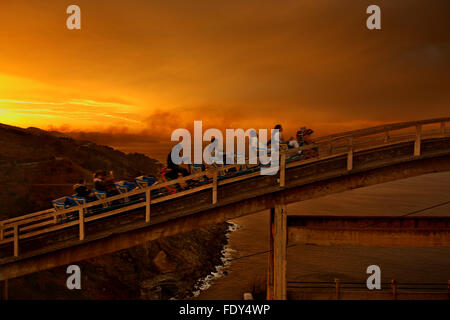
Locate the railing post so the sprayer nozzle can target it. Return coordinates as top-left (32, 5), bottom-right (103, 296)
top-left (145, 189), bottom-right (151, 223)
top-left (334, 278), bottom-right (340, 300)
top-left (243, 293), bottom-right (254, 300)
top-left (79, 208), bottom-right (85, 240)
top-left (384, 130), bottom-right (390, 143)
top-left (347, 138), bottom-right (353, 171)
top-left (414, 124), bottom-right (422, 156)
top-left (212, 170), bottom-right (218, 204)
top-left (328, 141), bottom-right (333, 155)
top-left (13, 224), bottom-right (19, 257)
top-left (273, 203), bottom-right (287, 300)
top-left (267, 208), bottom-right (275, 300)
top-left (280, 153), bottom-right (286, 187)
top-left (0, 222), bottom-right (3, 241)
top-left (1, 280), bottom-right (8, 300)
top-left (447, 280), bottom-right (450, 299)
top-left (391, 279), bottom-right (398, 300)
top-left (441, 122), bottom-right (446, 137)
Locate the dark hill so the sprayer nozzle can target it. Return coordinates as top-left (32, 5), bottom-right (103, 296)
top-left (0, 123), bottom-right (161, 219)
top-left (0, 123), bottom-right (229, 299)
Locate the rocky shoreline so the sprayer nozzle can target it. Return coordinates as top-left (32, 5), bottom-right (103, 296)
top-left (0, 123), bottom-right (234, 300)
top-left (9, 222), bottom-right (232, 299)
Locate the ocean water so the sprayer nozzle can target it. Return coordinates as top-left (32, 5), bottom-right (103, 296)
top-left (196, 171), bottom-right (450, 300)
top-left (109, 141), bottom-right (450, 299)
top-left (191, 223), bottom-right (240, 297)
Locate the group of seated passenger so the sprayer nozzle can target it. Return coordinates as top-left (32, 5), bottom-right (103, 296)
top-left (272, 124), bottom-right (317, 157)
top-left (53, 171), bottom-right (158, 211)
top-left (53, 124), bottom-right (317, 211)
top-left (93, 170), bottom-right (119, 196)
top-left (269, 124), bottom-right (314, 147)
top-left (162, 124), bottom-right (317, 183)
top-left (72, 170), bottom-right (120, 201)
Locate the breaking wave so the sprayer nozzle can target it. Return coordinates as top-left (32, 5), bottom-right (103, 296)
top-left (190, 222), bottom-right (241, 297)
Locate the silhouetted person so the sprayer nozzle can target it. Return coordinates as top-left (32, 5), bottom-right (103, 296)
top-left (268, 124), bottom-right (284, 146)
top-left (73, 179), bottom-right (95, 201)
top-left (73, 179), bottom-right (90, 198)
top-left (93, 170), bottom-right (118, 196)
top-left (166, 151), bottom-right (189, 180)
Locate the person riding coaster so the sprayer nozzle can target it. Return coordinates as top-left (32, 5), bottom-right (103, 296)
top-left (160, 167), bottom-right (184, 194)
top-left (52, 172), bottom-right (163, 223)
top-left (164, 148), bottom-right (207, 192)
top-left (187, 163), bottom-right (213, 187)
top-left (296, 127), bottom-right (318, 158)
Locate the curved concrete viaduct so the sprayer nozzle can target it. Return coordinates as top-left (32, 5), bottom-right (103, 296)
top-left (0, 118), bottom-right (449, 299)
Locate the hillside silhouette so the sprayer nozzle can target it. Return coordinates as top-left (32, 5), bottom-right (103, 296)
top-left (0, 123), bottom-right (230, 299)
top-left (0, 123), bottom-right (162, 219)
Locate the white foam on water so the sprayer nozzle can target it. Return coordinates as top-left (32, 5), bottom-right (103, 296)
top-left (191, 222), bottom-right (241, 297)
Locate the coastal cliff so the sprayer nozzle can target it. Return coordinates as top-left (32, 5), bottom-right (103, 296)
top-left (0, 123), bottom-right (230, 299)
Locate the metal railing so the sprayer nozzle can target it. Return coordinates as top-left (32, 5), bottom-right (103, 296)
top-left (288, 279), bottom-right (450, 300)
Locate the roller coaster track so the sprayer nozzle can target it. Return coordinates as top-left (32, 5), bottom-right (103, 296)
top-left (0, 117), bottom-right (449, 282)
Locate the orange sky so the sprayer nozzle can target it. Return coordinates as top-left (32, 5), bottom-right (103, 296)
top-left (0, 0), bottom-right (449, 139)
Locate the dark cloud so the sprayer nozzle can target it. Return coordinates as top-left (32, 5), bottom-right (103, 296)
top-left (0, 0), bottom-right (448, 135)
